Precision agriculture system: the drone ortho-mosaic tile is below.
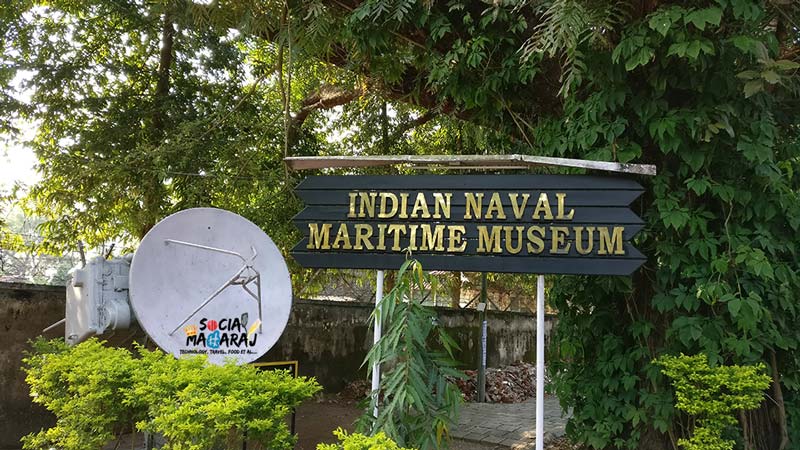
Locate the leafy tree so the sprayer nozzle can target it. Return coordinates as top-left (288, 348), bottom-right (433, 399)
top-left (218, 0), bottom-right (797, 447)
top-left (0, 190), bottom-right (18, 250)
top-left (0, 199), bottom-right (79, 284)
top-left (4, 0), bottom-right (800, 448)
top-left (2, 0), bottom-right (319, 256)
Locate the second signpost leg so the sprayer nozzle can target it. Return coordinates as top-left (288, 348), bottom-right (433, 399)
top-left (536, 274), bottom-right (545, 450)
top-left (371, 270), bottom-right (385, 421)
top-left (477, 273), bottom-right (487, 402)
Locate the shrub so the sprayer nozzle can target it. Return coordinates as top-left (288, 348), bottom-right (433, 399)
top-left (359, 260), bottom-right (464, 450)
top-left (22, 338), bottom-right (320, 450)
top-left (317, 428), bottom-right (414, 450)
top-left (655, 353), bottom-right (771, 450)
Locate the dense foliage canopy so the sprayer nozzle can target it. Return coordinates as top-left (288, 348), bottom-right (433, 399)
top-left (2, 0), bottom-right (799, 448)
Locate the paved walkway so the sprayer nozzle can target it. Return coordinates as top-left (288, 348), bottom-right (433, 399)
top-left (452, 395), bottom-right (570, 449)
top-left (99, 396), bottom-right (569, 450)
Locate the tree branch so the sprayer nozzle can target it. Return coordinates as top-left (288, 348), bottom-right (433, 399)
top-left (152, 11), bottom-right (175, 136)
top-left (292, 84), bottom-right (365, 129)
top-left (284, 84), bottom-right (367, 149)
top-left (388, 110), bottom-right (437, 142)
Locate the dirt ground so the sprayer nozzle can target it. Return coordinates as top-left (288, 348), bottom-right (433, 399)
top-left (294, 400), bottom-right (571, 450)
top-left (96, 399), bottom-right (571, 450)
top-left (294, 401), bottom-right (363, 449)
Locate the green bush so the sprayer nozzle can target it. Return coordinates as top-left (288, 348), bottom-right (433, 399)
top-left (655, 353), bottom-right (771, 450)
top-left (22, 338), bottom-right (320, 450)
top-left (359, 260), bottom-right (464, 450)
top-left (317, 428), bottom-right (414, 450)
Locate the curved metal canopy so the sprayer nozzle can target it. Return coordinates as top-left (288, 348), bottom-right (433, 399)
top-left (285, 154), bottom-right (657, 176)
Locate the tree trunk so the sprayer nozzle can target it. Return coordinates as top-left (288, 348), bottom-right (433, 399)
top-left (138, 8), bottom-right (175, 239)
top-left (449, 272), bottom-right (461, 308)
top-left (152, 10), bottom-right (175, 135)
top-left (771, 350), bottom-right (790, 450)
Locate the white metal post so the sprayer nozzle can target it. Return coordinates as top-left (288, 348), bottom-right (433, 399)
top-left (371, 270), bottom-right (385, 420)
top-left (536, 274), bottom-right (545, 450)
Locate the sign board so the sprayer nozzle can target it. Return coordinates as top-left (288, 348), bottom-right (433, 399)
top-left (253, 360), bottom-right (299, 377)
top-left (253, 361), bottom-right (299, 434)
top-left (291, 175), bottom-right (645, 275)
top-left (130, 208), bottom-right (292, 365)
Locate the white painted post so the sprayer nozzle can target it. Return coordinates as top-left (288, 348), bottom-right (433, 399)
top-left (536, 274), bottom-right (545, 450)
top-left (371, 270), bottom-right (385, 420)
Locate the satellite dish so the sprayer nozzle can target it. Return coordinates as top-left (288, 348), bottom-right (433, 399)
top-left (129, 208), bottom-right (292, 365)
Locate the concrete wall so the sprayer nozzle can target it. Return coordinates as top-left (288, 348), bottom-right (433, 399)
top-left (1, 283), bottom-right (64, 450)
top-left (262, 299), bottom-right (554, 391)
top-left (0, 281), bottom-right (553, 449)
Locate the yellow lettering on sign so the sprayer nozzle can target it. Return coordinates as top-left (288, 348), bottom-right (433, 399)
top-left (307, 223), bottom-right (332, 250)
top-left (378, 193), bottom-right (399, 218)
top-left (526, 226), bottom-right (545, 254)
top-left (419, 224), bottom-right (446, 251)
top-left (447, 225), bottom-right (467, 252)
top-left (598, 226), bottom-right (625, 255)
top-left (408, 224), bottom-right (419, 250)
top-left (358, 192), bottom-right (377, 218)
top-left (410, 193), bottom-right (431, 219)
top-left (509, 193), bottom-right (530, 220)
top-left (432, 193), bottom-right (452, 219)
top-left (464, 193), bottom-right (484, 219)
top-left (332, 223), bottom-right (352, 249)
top-left (387, 224), bottom-right (407, 251)
top-left (532, 193), bottom-right (553, 220)
top-left (477, 225), bottom-right (502, 253)
top-left (398, 193), bottom-right (410, 219)
top-left (376, 224), bottom-right (388, 250)
top-left (556, 193), bottom-right (575, 220)
top-left (309, 187), bottom-right (635, 271)
top-left (574, 226), bottom-right (595, 255)
top-left (503, 226), bottom-right (525, 254)
top-left (347, 193), bottom-right (358, 219)
top-left (550, 226), bottom-right (571, 254)
top-left (485, 193), bottom-right (507, 220)
top-left (354, 224), bottom-right (374, 250)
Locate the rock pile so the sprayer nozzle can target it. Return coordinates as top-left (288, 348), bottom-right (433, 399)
top-left (453, 362), bottom-right (541, 403)
top-left (336, 362), bottom-right (545, 404)
top-left (338, 379), bottom-right (372, 402)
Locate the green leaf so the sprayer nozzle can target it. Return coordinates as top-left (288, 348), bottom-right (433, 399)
top-left (686, 177), bottom-right (710, 195)
top-left (359, 259), bottom-right (462, 447)
top-left (773, 59), bottom-right (800, 71)
top-left (684, 7), bottom-right (723, 31)
top-left (625, 47), bottom-right (654, 71)
top-left (728, 298), bottom-right (742, 317)
top-left (736, 70), bottom-right (760, 80)
top-left (648, 16), bottom-right (672, 37)
top-left (731, 35), bottom-right (762, 56)
top-left (682, 151), bottom-right (705, 172)
top-left (743, 80), bottom-right (763, 97)
top-left (648, 7), bottom-right (683, 37)
top-left (686, 40), bottom-right (702, 59)
top-left (761, 70), bottom-right (780, 84)
top-left (711, 257), bottom-right (729, 274)
top-left (667, 42), bottom-right (689, 58)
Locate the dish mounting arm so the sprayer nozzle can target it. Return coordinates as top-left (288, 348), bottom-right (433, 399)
top-left (164, 239), bottom-right (261, 336)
